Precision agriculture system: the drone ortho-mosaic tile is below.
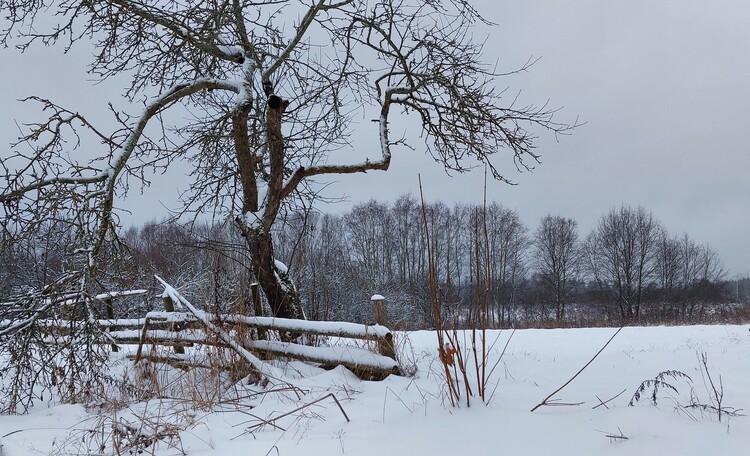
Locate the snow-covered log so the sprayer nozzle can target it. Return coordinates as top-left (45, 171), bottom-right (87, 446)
top-left (250, 340), bottom-right (398, 375)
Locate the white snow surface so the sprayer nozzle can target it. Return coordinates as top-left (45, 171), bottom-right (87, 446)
top-left (1, 324), bottom-right (749, 455)
top-left (274, 259), bottom-right (289, 274)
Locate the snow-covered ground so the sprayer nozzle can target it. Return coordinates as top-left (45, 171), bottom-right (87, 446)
top-left (1, 324), bottom-right (748, 455)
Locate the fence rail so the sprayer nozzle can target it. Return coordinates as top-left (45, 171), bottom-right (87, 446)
top-left (1, 281), bottom-right (400, 379)
top-left (107, 310), bottom-right (399, 377)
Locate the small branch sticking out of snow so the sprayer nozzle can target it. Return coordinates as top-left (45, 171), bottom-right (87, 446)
top-left (235, 393), bottom-right (350, 438)
top-left (531, 326), bottom-right (624, 412)
top-left (598, 427), bottom-right (629, 442)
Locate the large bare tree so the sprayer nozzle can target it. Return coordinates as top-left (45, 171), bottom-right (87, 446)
top-left (654, 232), bottom-right (725, 318)
top-left (0, 0), bottom-right (573, 320)
top-left (584, 206), bottom-right (662, 322)
top-left (533, 214), bottom-right (581, 322)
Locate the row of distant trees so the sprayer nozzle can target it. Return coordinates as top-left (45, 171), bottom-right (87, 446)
top-left (2, 196), bottom-right (748, 328)
top-left (269, 196), bottom-right (744, 327)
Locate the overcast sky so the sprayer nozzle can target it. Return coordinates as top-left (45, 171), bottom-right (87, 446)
top-left (1, 0), bottom-right (749, 276)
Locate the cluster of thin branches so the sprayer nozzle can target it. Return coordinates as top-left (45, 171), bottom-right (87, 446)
top-left (420, 172), bottom-right (513, 407)
top-left (0, 273), bottom-right (110, 413)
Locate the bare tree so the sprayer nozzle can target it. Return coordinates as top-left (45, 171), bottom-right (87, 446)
top-left (297, 213), bottom-right (354, 321)
top-left (345, 200), bottom-right (394, 287)
top-left (584, 206), bottom-right (661, 322)
top-left (675, 233), bottom-right (726, 318)
top-left (653, 231), bottom-right (681, 316)
top-left (392, 194), bottom-right (427, 289)
top-left (533, 215), bottom-right (581, 322)
top-left (485, 204), bottom-right (528, 327)
top-left (0, 0), bottom-right (573, 321)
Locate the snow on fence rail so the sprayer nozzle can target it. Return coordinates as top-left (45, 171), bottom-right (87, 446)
top-left (1, 280), bottom-right (400, 379)
top-left (151, 276), bottom-right (398, 378)
top-left (98, 311), bottom-right (392, 339)
top-left (102, 309), bottom-right (399, 377)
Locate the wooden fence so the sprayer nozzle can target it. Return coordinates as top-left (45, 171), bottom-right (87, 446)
top-left (104, 280), bottom-right (398, 378)
top-left (1, 280), bottom-right (400, 378)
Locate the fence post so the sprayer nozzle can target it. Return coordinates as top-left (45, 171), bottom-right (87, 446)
top-left (163, 295), bottom-right (185, 354)
top-left (105, 297), bottom-right (119, 352)
top-left (371, 294), bottom-right (396, 360)
top-left (251, 282), bottom-right (267, 340)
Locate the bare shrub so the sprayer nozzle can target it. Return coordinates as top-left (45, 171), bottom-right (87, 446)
top-left (684, 353), bottom-right (744, 421)
top-left (628, 355), bottom-right (743, 422)
top-left (628, 370), bottom-right (692, 406)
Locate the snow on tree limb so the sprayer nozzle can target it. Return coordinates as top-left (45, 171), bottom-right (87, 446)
top-left (0, 272), bottom-right (82, 337)
top-left (1, 78), bottom-right (240, 267)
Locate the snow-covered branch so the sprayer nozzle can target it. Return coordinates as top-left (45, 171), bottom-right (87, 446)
top-left (278, 87), bottom-right (406, 200)
top-left (0, 272), bottom-right (82, 337)
top-left (1, 78), bottom-right (240, 265)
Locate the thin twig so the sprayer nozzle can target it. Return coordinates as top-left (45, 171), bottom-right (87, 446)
top-left (602, 427), bottom-right (629, 441)
top-left (592, 389), bottom-right (627, 410)
top-left (531, 326), bottom-right (624, 412)
top-left (236, 393), bottom-right (350, 438)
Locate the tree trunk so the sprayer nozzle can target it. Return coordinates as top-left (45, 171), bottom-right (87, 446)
top-left (249, 230), bottom-right (304, 320)
top-left (232, 81), bottom-right (305, 322)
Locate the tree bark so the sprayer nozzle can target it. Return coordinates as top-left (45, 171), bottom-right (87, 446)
top-left (233, 85), bottom-right (304, 322)
top-left (249, 230), bottom-right (304, 320)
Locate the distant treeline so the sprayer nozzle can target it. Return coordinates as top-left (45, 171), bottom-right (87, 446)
top-left (2, 195), bottom-right (748, 328)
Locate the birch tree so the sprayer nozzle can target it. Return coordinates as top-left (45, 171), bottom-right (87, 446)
top-left (0, 0), bottom-right (573, 321)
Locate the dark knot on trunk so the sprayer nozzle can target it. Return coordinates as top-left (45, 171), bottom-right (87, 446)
top-left (268, 94), bottom-right (282, 110)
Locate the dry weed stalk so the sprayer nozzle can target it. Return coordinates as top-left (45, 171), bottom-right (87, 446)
top-left (49, 399), bottom-right (194, 456)
top-left (419, 173), bottom-right (509, 407)
top-left (627, 353), bottom-right (743, 421)
top-left (234, 393), bottom-right (349, 438)
top-left (531, 326), bottom-right (623, 412)
top-left (685, 352), bottom-right (744, 421)
top-left (419, 175), bottom-right (460, 407)
top-left (628, 370), bottom-right (691, 406)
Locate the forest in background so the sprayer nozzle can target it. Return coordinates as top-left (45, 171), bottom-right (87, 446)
top-left (2, 195), bottom-right (748, 329)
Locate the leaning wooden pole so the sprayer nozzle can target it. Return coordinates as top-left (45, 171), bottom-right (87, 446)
top-left (155, 275), bottom-right (286, 385)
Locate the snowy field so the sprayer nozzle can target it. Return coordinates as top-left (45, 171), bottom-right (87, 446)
top-left (0, 324), bottom-right (748, 455)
